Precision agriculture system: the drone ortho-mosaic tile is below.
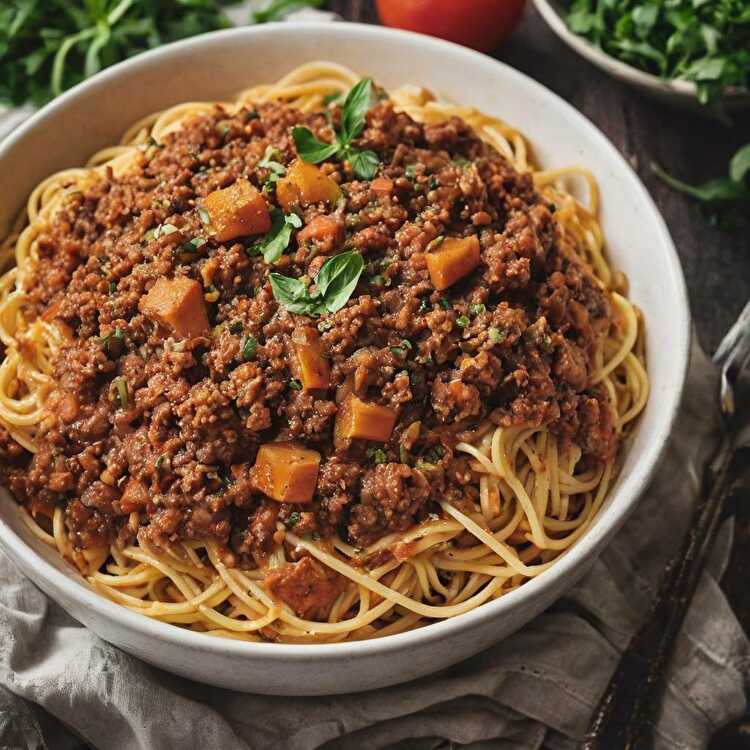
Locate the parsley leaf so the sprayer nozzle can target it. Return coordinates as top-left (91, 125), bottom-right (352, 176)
top-left (561, 0), bottom-right (750, 105)
top-left (0, 1), bottom-right (234, 106)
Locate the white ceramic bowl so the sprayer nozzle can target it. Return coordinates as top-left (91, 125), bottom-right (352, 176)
top-left (0, 22), bottom-right (690, 696)
top-left (533, 0), bottom-right (750, 113)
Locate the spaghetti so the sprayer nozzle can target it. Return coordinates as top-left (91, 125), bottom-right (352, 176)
top-left (0, 62), bottom-right (648, 643)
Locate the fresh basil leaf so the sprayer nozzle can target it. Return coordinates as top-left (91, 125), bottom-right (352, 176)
top-left (292, 126), bottom-right (340, 164)
top-left (315, 250), bottom-right (364, 312)
top-left (729, 143), bottom-right (750, 184)
top-left (252, 209), bottom-right (302, 264)
top-left (269, 273), bottom-right (316, 315)
top-left (348, 149), bottom-right (380, 180)
top-left (340, 78), bottom-right (373, 144)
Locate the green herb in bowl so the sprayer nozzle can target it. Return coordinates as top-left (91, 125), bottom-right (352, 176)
top-left (560, 0), bottom-right (750, 104)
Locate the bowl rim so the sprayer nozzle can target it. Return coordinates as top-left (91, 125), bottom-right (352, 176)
top-left (0, 21), bottom-right (690, 662)
top-left (532, 0), bottom-right (749, 101)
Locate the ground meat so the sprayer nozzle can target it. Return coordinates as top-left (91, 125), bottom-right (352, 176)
top-left (348, 463), bottom-right (431, 547)
top-left (265, 556), bottom-right (345, 619)
top-left (1, 92), bottom-right (620, 568)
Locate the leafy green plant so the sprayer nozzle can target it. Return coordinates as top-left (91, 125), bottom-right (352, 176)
top-left (0, 0), bottom-right (240, 106)
top-left (270, 250), bottom-right (364, 316)
top-left (653, 142), bottom-right (750, 228)
top-left (250, 209), bottom-right (302, 263)
top-left (562, 0), bottom-right (750, 103)
top-left (253, 0), bottom-right (324, 23)
top-left (0, 0), bottom-right (327, 106)
top-left (292, 78), bottom-right (381, 180)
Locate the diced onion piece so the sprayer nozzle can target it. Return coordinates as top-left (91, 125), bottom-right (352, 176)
top-left (250, 442), bottom-right (321, 503)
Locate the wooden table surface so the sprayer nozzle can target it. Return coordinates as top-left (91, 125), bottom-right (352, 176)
top-left (332, 2), bottom-right (750, 747)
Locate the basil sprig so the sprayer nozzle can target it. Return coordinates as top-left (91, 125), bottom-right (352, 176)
top-left (270, 250), bottom-right (364, 316)
top-left (292, 79), bottom-right (380, 180)
top-left (250, 209), bottom-right (302, 263)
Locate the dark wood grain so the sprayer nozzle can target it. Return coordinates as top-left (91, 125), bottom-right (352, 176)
top-left (334, 1), bottom-right (750, 354)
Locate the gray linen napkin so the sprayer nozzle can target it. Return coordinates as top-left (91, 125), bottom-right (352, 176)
top-left (1, 337), bottom-right (747, 750)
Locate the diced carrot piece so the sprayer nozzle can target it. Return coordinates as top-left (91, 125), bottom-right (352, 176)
top-left (371, 177), bottom-right (393, 196)
top-left (203, 179), bottom-right (271, 242)
top-left (425, 235), bottom-right (481, 291)
top-left (335, 395), bottom-right (397, 444)
top-left (291, 327), bottom-right (330, 390)
top-left (251, 442), bottom-right (321, 503)
top-left (276, 160), bottom-right (342, 210)
top-left (140, 276), bottom-right (209, 339)
top-left (297, 214), bottom-right (344, 246)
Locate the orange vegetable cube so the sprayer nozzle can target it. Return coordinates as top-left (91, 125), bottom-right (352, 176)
top-left (276, 160), bottom-right (342, 210)
top-left (425, 235), bottom-right (481, 291)
top-left (291, 327), bottom-right (330, 390)
top-left (335, 395), bottom-right (397, 444)
top-left (371, 177), bottom-right (394, 196)
top-left (140, 276), bottom-right (209, 339)
top-left (202, 179), bottom-right (271, 242)
top-left (297, 214), bottom-right (344, 247)
top-left (250, 442), bottom-right (321, 503)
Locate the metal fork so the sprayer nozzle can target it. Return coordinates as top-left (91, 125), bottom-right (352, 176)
top-left (584, 300), bottom-right (750, 749)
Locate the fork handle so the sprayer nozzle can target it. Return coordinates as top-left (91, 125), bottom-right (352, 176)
top-left (583, 437), bottom-right (738, 749)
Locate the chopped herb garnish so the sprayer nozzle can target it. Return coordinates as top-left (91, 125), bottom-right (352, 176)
top-left (370, 274), bottom-right (387, 287)
top-left (109, 376), bottom-right (128, 409)
top-left (390, 339), bottom-right (412, 357)
top-left (249, 209), bottom-right (302, 264)
top-left (399, 445), bottom-right (411, 465)
top-left (287, 511), bottom-right (301, 527)
top-left (253, 0), bottom-right (324, 23)
top-left (102, 327), bottom-right (125, 357)
top-left (426, 236), bottom-right (444, 252)
top-left (179, 236), bottom-right (207, 254)
top-left (469, 303), bottom-right (486, 316)
top-left (367, 447), bottom-right (387, 464)
top-left (456, 315), bottom-right (470, 328)
top-left (229, 321), bottom-right (244, 335)
top-left (439, 298), bottom-right (452, 310)
top-left (489, 327), bottom-right (506, 344)
top-left (429, 176), bottom-right (440, 190)
top-left (155, 455), bottom-right (165, 471)
top-left (197, 206), bottom-right (211, 225)
top-left (404, 164), bottom-right (418, 179)
top-left (242, 335), bottom-right (258, 361)
top-left (291, 78), bottom-right (381, 180)
top-left (108, 281), bottom-right (117, 295)
top-left (288, 378), bottom-right (302, 390)
top-left (270, 250), bottom-right (364, 317)
top-left (258, 145), bottom-right (286, 176)
top-left (317, 318), bottom-right (334, 332)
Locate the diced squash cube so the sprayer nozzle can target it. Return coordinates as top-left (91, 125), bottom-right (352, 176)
top-left (297, 214), bottom-right (344, 247)
top-left (140, 276), bottom-right (209, 339)
top-left (371, 177), bottom-right (394, 196)
top-left (425, 235), bottom-right (481, 291)
top-left (335, 395), bottom-right (397, 444)
top-left (276, 160), bottom-right (342, 211)
top-left (251, 442), bottom-right (321, 503)
top-left (291, 327), bottom-right (330, 390)
top-left (202, 179), bottom-right (271, 242)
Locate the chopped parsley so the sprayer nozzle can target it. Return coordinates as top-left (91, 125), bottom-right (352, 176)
top-left (288, 378), bottom-right (302, 390)
top-left (367, 447), bottom-right (387, 464)
top-left (489, 327), bottom-right (506, 344)
top-left (469, 303), bottom-right (486, 316)
top-left (456, 315), bottom-right (470, 328)
top-left (242, 336), bottom-right (258, 361)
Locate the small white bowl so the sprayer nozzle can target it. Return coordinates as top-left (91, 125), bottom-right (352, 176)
top-left (0, 22), bottom-right (690, 695)
top-left (534, 0), bottom-right (750, 113)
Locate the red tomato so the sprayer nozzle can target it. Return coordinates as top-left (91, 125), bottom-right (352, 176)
top-left (375, 0), bottom-right (526, 53)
